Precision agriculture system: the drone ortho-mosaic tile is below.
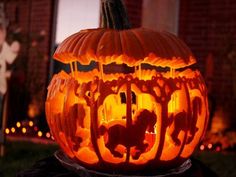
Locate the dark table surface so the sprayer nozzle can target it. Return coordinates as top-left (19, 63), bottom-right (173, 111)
top-left (17, 155), bottom-right (218, 177)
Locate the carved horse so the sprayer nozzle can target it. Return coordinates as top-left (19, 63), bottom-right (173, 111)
top-left (100, 109), bottom-right (157, 159)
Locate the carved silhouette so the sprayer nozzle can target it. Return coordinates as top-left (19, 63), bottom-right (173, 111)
top-left (68, 103), bottom-right (86, 151)
top-left (187, 97), bottom-right (201, 143)
top-left (100, 109), bottom-right (157, 159)
top-left (168, 97), bottom-right (202, 146)
top-left (169, 111), bottom-right (187, 146)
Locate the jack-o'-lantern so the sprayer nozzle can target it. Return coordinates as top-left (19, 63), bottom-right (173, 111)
top-left (46, 0), bottom-right (208, 174)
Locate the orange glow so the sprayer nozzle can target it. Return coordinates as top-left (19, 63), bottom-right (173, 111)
top-left (11, 127), bottom-right (16, 133)
top-left (46, 66), bottom-right (208, 170)
top-left (46, 132), bottom-right (51, 138)
top-left (200, 145), bottom-right (205, 151)
top-left (22, 127), bottom-right (27, 134)
top-left (46, 27), bottom-right (208, 172)
top-left (208, 143), bottom-right (213, 149)
top-left (29, 121), bottom-right (34, 127)
top-left (37, 131), bottom-right (43, 137)
top-left (5, 128), bottom-right (10, 134)
top-left (28, 102), bottom-right (40, 118)
top-left (16, 122), bottom-right (21, 128)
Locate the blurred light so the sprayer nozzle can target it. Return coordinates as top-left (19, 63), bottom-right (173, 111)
top-left (22, 127), bottom-right (27, 134)
top-left (16, 122), bottom-right (21, 128)
top-left (51, 136), bottom-right (55, 140)
top-left (216, 146), bottom-right (221, 152)
top-left (37, 131), bottom-right (43, 137)
top-left (34, 126), bottom-right (38, 131)
top-left (29, 121), bottom-right (34, 127)
top-left (200, 145), bottom-right (205, 151)
top-left (207, 143), bottom-right (213, 149)
top-left (5, 128), bottom-right (10, 134)
top-left (46, 132), bottom-right (50, 138)
top-left (11, 127), bottom-right (16, 133)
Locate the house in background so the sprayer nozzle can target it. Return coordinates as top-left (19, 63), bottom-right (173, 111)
top-left (2, 0), bottom-right (236, 135)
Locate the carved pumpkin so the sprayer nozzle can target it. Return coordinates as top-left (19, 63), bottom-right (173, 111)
top-left (46, 0), bottom-right (208, 173)
top-left (46, 28), bottom-right (208, 173)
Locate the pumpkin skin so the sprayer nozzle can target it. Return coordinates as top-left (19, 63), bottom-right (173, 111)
top-left (46, 28), bottom-right (208, 173)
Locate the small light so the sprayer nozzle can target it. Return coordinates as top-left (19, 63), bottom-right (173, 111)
top-left (29, 121), bottom-right (34, 127)
top-left (200, 145), bottom-right (205, 151)
top-left (22, 127), bottom-right (27, 134)
top-left (208, 143), bottom-right (213, 149)
top-left (46, 132), bottom-right (50, 138)
top-left (216, 146), bottom-right (221, 152)
top-left (37, 131), bottom-right (43, 137)
top-left (5, 128), bottom-right (10, 134)
top-left (51, 136), bottom-right (55, 140)
top-left (16, 122), bottom-right (21, 128)
top-left (34, 126), bottom-right (38, 131)
top-left (11, 127), bottom-right (16, 133)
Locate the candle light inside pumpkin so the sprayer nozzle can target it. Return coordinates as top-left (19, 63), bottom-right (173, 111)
top-left (169, 68), bottom-right (176, 113)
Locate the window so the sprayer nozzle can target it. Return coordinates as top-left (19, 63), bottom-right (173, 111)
top-left (55, 0), bottom-right (100, 44)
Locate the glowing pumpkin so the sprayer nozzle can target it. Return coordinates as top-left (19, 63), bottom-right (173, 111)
top-left (46, 28), bottom-right (208, 172)
top-left (46, 0), bottom-right (208, 173)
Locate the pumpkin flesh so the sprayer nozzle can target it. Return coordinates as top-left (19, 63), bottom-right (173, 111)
top-left (46, 65), bottom-right (208, 172)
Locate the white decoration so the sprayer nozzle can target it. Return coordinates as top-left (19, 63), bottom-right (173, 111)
top-left (0, 41), bottom-right (20, 95)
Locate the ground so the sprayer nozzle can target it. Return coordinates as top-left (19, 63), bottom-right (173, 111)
top-left (0, 140), bottom-right (58, 177)
top-left (0, 140), bottom-right (235, 177)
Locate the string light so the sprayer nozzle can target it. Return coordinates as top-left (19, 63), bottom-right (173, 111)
top-left (216, 146), bottom-right (221, 152)
top-left (29, 121), bottom-right (34, 127)
top-left (46, 132), bottom-right (51, 138)
top-left (207, 143), bottom-right (213, 149)
top-left (34, 126), bottom-right (38, 131)
top-left (37, 131), bottom-right (43, 137)
top-left (5, 128), bottom-right (10, 134)
top-left (3, 120), bottom-right (58, 142)
top-left (5, 121), bottom-right (228, 151)
top-left (22, 127), bottom-right (27, 134)
top-left (16, 122), bottom-right (21, 128)
top-left (11, 127), bottom-right (16, 133)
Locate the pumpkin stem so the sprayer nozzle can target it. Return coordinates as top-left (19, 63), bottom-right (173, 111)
top-left (100, 0), bottom-right (131, 29)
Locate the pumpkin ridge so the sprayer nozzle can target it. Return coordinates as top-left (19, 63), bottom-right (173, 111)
top-left (161, 31), bottom-right (194, 64)
top-left (73, 31), bottom-right (94, 56)
top-left (130, 29), bottom-right (146, 62)
top-left (54, 28), bottom-right (197, 68)
top-left (95, 29), bottom-right (112, 63)
top-left (76, 30), bottom-right (102, 62)
top-left (160, 33), bottom-right (181, 61)
top-left (57, 32), bottom-right (81, 52)
top-left (67, 33), bottom-right (85, 54)
top-left (128, 29), bottom-right (147, 62)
